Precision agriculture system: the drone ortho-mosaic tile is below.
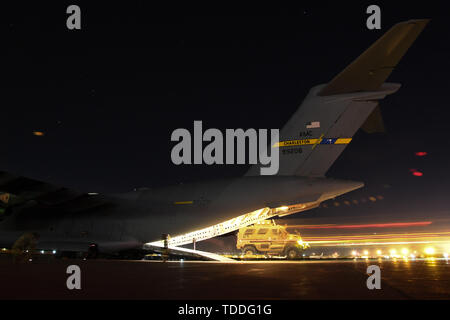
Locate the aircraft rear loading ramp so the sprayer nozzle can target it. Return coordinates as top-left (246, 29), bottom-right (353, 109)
top-left (143, 205), bottom-right (315, 261)
top-left (144, 243), bottom-right (235, 262)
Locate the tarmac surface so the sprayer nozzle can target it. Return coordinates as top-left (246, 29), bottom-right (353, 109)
top-left (1, 258), bottom-right (449, 299)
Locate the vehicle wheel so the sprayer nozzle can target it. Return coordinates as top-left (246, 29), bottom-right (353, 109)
top-left (242, 245), bottom-right (257, 256)
top-left (285, 247), bottom-right (299, 260)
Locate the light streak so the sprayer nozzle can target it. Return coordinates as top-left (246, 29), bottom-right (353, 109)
top-left (302, 231), bottom-right (450, 247)
top-left (288, 221), bottom-right (432, 230)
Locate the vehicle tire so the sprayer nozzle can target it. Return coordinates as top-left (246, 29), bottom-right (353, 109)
top-left (242, 245), bottom-right (257, 256)
top-left (285, 247), bottom-right (300, 260)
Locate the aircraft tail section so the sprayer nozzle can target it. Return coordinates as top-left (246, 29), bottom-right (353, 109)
top-left (319, 19), bottom-right (429, 96)
top-left (246, 19), bottom-right (428, 177)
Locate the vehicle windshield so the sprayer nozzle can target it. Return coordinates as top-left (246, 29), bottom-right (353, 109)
top-left (280, 229), bottom-right (289, 238)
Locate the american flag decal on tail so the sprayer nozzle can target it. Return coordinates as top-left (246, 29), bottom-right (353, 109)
top-left (306, 121), bottom-right (320, 129)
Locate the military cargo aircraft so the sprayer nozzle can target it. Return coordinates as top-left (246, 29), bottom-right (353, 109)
top-left (0, 20), bottom-right (428, 258)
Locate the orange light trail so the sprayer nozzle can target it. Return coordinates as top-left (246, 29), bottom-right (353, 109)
top-left (287, 221), bottom-right (432, 230)
top-left (302, 231), bottom-right (450, 247)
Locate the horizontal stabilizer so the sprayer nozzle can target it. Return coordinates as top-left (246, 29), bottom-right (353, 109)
top-left (0, 171), bottom-right (112, 213)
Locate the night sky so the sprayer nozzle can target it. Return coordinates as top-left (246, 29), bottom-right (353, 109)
top-left (2, 2), bottom-right (450, 225)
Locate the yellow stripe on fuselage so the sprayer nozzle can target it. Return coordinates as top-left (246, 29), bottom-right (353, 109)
top-left (274, 139), bottom-right (319, 147)
top-left (273, 138), bottom-right (352, 147)
top-left (335, 138), bottom-right (352, 144)
top-left (174, 201), bottom-right (194, 205)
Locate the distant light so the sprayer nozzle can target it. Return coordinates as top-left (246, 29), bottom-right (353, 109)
top-left (363, 250), bottom-right (369, 255)
top-left (424, 247), bottom-right (435, 255)
top-left (52, 250), bottom-right (56, 254)
top-left (376, 250), bottom-right (382, 255)
top-left (444, 253), bottom-right (449, 259)
top-left (88, 193), bottom-right (99, 196)
top-left (389, 249), bottom-right (397, 256)
top-left (351, 250), bottom-right (357, 256)
top-left (412, 171), bottom-right (423, 177)
top-left (415, 152), bottom-right (427, 157)
top-left (401, 248), bottom-right (409, 255)
top-left (33, 131), bottom-right (45, 136)
top-left (40, 250), bottom-right (44, 254)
